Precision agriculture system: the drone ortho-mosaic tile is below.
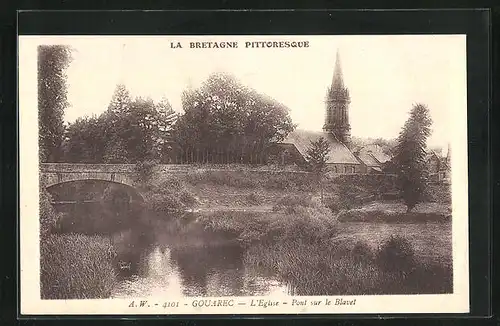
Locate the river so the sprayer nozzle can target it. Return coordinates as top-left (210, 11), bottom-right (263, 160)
top-left (109, 221), bottom-right (292, 298)
top-left (106, 216), bottom-right (451, 298)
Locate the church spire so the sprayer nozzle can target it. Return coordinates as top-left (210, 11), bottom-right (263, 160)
top-left (323, 49), bottom-right (351, 144)
top-left (332, 49), bottom-right (344, 89)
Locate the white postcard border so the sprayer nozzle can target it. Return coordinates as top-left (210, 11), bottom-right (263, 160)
top-left (19, 35), bottom-right (469, 315)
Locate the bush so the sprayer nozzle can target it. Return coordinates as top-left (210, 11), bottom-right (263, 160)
top-left (351, 241), bottom-right (373, 264)
top-left (147, 192), bottom-right (186, 213)
top-left (39, 188), bottom-right (61, 235)
top-left (273, 194), bottom-right (313, 211)
top-left (144, 177), bottom-right (198, 213)
top-left (425, 183), bottom-right (452, 204)
top-left (376, 235), bottom-right (416, 274)
top-left (40, 234), bottom-right (118, 299)
top-left (198, 203), bottom-right (337, 246)
top-left (134, 160), bottom-right (158, 185)
top-left (266, 205), bottom-right (338, 243)
top-left (322, 195), bottom-right (349, 213)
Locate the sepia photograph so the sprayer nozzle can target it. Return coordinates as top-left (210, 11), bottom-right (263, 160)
top-left (19, 34), bottom-right (469, 315)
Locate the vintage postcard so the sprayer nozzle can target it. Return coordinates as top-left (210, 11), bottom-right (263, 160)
top-left (19, 35), bottom-right (469, 315)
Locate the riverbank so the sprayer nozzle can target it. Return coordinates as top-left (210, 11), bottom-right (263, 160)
top-left (39, 168), bottom-right (453, 298)
top-left (39, 188), bottom-right (119, 299)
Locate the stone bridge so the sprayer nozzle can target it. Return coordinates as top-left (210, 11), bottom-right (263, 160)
top-left (39, 163), bottom-right (198, 205)
top-left (39, 163), bottom-right (310, 206)
top-left (40, 163), bottom-right (144, 205)
top-left (40, 163), bottom-right (139, 188)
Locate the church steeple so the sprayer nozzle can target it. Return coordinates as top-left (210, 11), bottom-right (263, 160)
top-left (332, 49), bottom-right (344, 89)
top-left (323, 49), bottom-right (351, 144)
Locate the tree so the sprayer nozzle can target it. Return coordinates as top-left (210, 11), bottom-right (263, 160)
top-left (38, 45), bottom-right (73, 162)
top-left (305, 137), bottom-right (331, 203)
top-left (393, 103), bottom-right (432, 212)
top-left (172, 72), bottom-right (296, 163)
top-left (62, 84), bottom-right (177, 164)
top-left (63, 115), bottom-right (106, 163)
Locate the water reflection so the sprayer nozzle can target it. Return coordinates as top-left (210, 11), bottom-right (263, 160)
top-left (111, 225), bottom-right (290, 298)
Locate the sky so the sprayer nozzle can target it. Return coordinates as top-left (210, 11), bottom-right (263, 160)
top-left (24, 35), bottom-right (466, 149)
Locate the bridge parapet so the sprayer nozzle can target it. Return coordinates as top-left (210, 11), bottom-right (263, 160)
top-left (40, 163), bottom-right (137, 173)
top-left (40, 163), bottom-right (138, 188)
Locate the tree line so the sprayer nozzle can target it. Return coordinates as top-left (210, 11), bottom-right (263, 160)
top-left (38, 45), bottom-right (296, 165)
top-left (39, 45), bottom-right (434, 212)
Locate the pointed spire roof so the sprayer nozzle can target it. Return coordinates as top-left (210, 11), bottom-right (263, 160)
top-left (332, 49), bottom-right (344, 89)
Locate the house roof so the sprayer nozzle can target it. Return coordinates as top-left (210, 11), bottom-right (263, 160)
top-left (282, 129), bottom-right (361, 165)
top-left (359, 144), bottom-right (392, 164)
top-left (357, 152), bottom-right (381, 167)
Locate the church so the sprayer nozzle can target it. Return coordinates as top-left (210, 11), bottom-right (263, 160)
top-left (272, 50), bottom-right (369, 174)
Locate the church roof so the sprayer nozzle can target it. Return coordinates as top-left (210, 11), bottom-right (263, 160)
top-left (282, 129), bottom-right (361, 165)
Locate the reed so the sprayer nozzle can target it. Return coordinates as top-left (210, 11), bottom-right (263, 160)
top-left (244, 236), bottom-right (452, 295)
top-left (40, 233), bottom-right (118, 299)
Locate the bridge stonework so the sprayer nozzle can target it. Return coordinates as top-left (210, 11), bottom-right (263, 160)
top-left (40, 163), bottom-right (139, 188)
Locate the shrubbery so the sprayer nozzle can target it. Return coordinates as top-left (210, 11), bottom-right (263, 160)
top-left (134, 160), bottom-right (158, 185)
top-left (198, 202), bottom-right (337, 246)
top-left (144, 176), bottom-right (199, 213)
top-left (376, 235), bottom-right (415, 273)
top-left (273, 194), bottom-right (313, 211)
top-left (425, 183), bottom-right (452, 204)
top-left (39, 187), bottom-right (61, 235)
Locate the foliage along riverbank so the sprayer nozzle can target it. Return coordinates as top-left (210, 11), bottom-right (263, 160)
top-left (190, 198), bottom-right (453, 295)
top-left (40, 168), bottom-right (452, 298)
top-left (40, 187), bottom-right (119, 299)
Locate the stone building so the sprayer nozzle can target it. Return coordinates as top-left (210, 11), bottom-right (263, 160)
top-left (275, 50), bottom-right (364, 173)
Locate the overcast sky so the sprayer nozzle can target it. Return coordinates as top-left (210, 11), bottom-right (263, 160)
top-left (23, 35), bottom-right (466, 149)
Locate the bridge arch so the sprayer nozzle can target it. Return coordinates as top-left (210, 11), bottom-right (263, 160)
top-left (46, 178), bottom-right (144, 204)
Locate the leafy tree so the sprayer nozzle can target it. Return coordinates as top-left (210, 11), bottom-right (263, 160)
top-left (393, 103), bottom-right (432, 212)
top-left (172, 72), bottom-right (296, 163)
top-left (63, 84), bottom-right (177, 164)
top-left (38, 45), bottom-right (73, 162)
top-left (63, 115), bottom-right (105, 163)
top-left (305, 137), bottom-right (331, 203)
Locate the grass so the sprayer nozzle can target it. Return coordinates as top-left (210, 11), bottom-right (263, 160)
top-left (243, 235), bottom-right (452, 295)
top-left (185, 169), bottom-right (317, 191)
top-left (196, 202), bottom-right (338, 246)
top-left (337, 200), bottom-right (451, 223)
top-left (40, 233), bottom-right (118, 299)
top-left (39, 167), bottom-right (452, 298)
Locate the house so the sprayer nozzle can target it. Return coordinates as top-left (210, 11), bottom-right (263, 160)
top-left (279, 130), bottom-right (362, 173)
top-left (426, 147), bottom-right (451, 184)
top-left (354, 144), bottom-right (393, 174)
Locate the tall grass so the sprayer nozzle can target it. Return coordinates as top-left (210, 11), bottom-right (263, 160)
top-left (39, 187), bottom-right (119, 300)
top-left (197, 203), bottom-right (338, 246)
top-left (40, 233), bottom-right (118, 299)
top-left (244, 235), bottom-right (452, 295)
